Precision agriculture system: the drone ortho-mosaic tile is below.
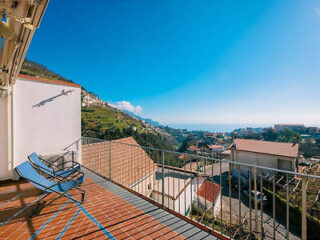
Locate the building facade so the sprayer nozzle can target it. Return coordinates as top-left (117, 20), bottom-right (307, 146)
top-left (0, 75), bottom-right (81, 180)
top-left (195, 181), bottom-right (221, 217)
top-left (231, 139), bottom-right (298, 176)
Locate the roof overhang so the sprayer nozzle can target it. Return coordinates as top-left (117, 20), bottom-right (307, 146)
top-left (0, 0), bottom-right (49, 88)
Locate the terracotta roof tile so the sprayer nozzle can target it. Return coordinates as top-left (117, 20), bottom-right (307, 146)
top-left (208, 145), bottom-right (223, 149)
top-left (234, 139), bottom-right (298, 158)
top-left (18, 74), bottom-right (81, 88)
top-left (197, 181), bottom-right (221, 203)
top-left (82, 137), bottom-right (158, 187)
top-left (188, 145), bottom-right (198, 151)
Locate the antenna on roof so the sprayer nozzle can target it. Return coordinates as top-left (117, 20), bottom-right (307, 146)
top-left (292, 136), bottom-right (300, 147)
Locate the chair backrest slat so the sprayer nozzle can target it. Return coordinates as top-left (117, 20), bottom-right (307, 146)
top-left (28, 152), bottom-right (54, 176)
top-left (16, 161), bottom-right (56, 193)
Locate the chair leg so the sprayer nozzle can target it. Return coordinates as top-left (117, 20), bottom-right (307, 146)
top-left (46, 193), bottom-right (64, 206)
top-left (75, 186), bottom-right (86, 204)
top-left (81, 191), bottom-right (86, 204)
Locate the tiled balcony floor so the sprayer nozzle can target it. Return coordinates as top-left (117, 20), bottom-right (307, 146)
top-left (0, 169), bottom-right (218, 240)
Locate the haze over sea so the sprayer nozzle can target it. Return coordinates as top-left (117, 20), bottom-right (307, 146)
top-left (168, 124), bottom-right (320, 133)
top-left (168, 124), bottom-right (273, 133)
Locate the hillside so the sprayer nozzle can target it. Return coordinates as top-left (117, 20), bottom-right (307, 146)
top-left (21, 59), bottom-right (74, 83)
top-left (21, 59), bottom-right (178, 151)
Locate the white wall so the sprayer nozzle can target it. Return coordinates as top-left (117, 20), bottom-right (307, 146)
top-left (197, 192), bottom-right (221, 217)
top-left (232, 150), bottom-right (295, 176)
top-left (132, 172), bottom-right (156, 197)
top-left (12, 77), bottom-right (81, 172)
top-left (151, 177), bottom-right (205, 217)
top-left (151, 179), bottom-right (193, 216)
top-left (174, 182), bottom-right (192, 216)
top-left (0, 95), bottom-right (9, 180)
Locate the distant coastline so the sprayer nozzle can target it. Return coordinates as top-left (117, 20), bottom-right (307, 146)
top-left (167, 123), bottom-right (273, 133)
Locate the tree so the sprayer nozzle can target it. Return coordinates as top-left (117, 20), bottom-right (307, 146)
top-left (279, 128), bottom-right (300, 142)
top-left (262, 128), bottom-right (279, 141)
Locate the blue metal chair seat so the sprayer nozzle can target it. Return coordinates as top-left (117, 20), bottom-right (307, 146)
top-left (16, 161), bottom-right (85, 204)
top-left (28, 152), bottom-right (82, 180)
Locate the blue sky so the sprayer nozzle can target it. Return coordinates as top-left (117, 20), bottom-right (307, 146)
top-left (27, 0), bottom-right (320, 126)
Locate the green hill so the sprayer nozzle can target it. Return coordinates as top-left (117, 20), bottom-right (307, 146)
top-left (21, 59), bottom-right (74, 83)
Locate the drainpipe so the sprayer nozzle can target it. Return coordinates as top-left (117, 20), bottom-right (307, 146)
top-left (7, 85), bottom-right (14, 179)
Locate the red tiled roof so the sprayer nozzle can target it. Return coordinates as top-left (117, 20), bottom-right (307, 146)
top-left (82, 137), bottom-right (158, 187)
top-left (197, 181), bottom-right (221, 203)
top-left (18, 74), bottom-right (81, 88)
top-left (208, 145), bottom-right (223, 149)
top-left (234, 139), bottom-right (299, 158)
top-left (188, 145), bottom-right (198, 151)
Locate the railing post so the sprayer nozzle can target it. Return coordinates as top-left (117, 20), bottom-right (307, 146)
top-left (286, 173), bottom-right (290, 240)
top-left (301, 177), bottom-right (307, 240)
top-left (109, 141), bottom-right (112, 180)
top-left (254, 167), bottom-right (258, 232)
top-left (272, 171), bottom-right (276, 240)
top-left (249, 167), bottom-right (252, 239)
top-left (162, 151), bottom-right (165, 208)
top-left (71, 151), bottom-right (75, 168)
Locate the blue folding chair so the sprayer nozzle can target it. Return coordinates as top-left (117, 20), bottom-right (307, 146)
top-left (16, 161), bottom-right (85, 204)
top-left (28, 152), bottom-right (82, 180)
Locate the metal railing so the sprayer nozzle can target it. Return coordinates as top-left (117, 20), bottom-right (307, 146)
top-left (81, 136), bottom-right (320, 240)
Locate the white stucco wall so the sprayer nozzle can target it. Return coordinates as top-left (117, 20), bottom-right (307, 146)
top-left (151, 177), bottom-right (206, 217)
top-left (151, 184), bottom-right (192, 217)
top-left (132, 172), bottom-right (156, 197)
top-left (151, 179), bottom-right (193, 216)
top-left (0, 95), bottom-right (9, 180)
top-left (231, 150), bottom-right (295, 175)
top-left (174, 182), bottom-right (192, 216)
top-left (197, 192), bottom-right (221, 217)
top-left (12, 77), bottom-right (81, 172)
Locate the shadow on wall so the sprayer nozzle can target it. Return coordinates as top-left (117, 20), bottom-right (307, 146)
top-left (32, 89), bottom-right (73, 108)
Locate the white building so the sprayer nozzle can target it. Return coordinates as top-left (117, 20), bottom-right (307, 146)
top-left (0, 74), bottom-right (81, 180)
top-left (208, 144), bottom-right (225, 153)
top-left (195, 181), bottom-right (221, 217)
top-left (151, 169), bottom-right (205, 216)
top-left (231, 139), bottom-right (299, 176)
top-left (274, 124), bottom-right (305, 131)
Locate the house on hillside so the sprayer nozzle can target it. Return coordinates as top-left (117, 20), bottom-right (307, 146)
top-left (231, 139), bottom-right (299, 175)
top-left (195, 181), bottom-right (221, 217)
top-left (82, 137), bottom-right (158, 197)
top-left (188, 145), bottom-right (199, 153)
top-left (151, 169), bottom-right (204, 216)
top-left (179, 154), bottom-right (187, 160)
top-left (274, 124), bottom-right (305, 132)
top-left (208, 144), bottom-right (224, 153)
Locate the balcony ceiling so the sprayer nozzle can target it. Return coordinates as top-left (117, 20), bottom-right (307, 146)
top-left (0, 0), bottom-right (49, 87)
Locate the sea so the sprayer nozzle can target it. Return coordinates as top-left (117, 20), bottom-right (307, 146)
top-left (167, 123), bottom-right (273, 133)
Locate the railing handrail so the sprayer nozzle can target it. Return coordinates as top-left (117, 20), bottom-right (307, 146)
top-left (81, 136), bottom-right (320, 179)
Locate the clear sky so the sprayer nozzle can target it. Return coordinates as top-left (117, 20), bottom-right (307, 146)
top-left (27, 0), bottom-right (320, 126)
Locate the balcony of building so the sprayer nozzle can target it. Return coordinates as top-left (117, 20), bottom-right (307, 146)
top-left (1, 136), bottom-right (319, 239)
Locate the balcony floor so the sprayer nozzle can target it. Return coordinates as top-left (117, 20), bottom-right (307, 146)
top-left (0, 169), bottom-right (218, 240)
